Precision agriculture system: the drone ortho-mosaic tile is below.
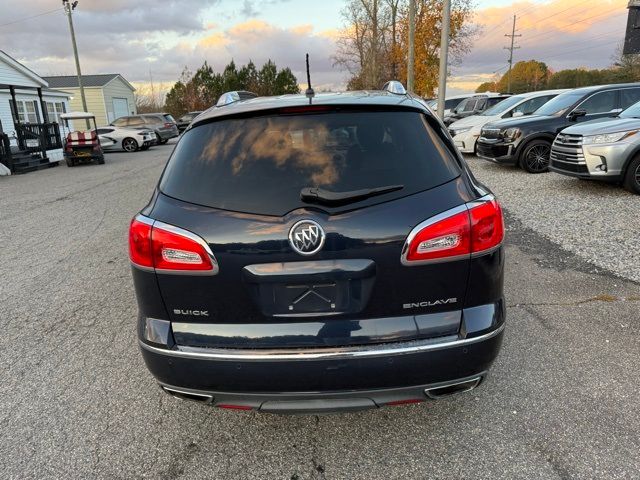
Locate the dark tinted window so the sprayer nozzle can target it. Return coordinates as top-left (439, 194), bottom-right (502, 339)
top-left (486, 97), bottom-right (507, 108)
top-left (144, 116), bottom-right (163, 124)
top-left (621, 88), bottom-right (640, 109)
top-left (163, 114), bottom-right (176, 123)
top-left (461, 99), bottom-right (478, 112)
top-left (445, 98), bottom-right (466, 110)
top-left (127, 116), bottom-right (144, 126)
top-left (578, 90), bottom-right (617, 114)
top-left (512, 95), bottom-right (555, 115)
top-left (96, 128), bottom-right (114, 134)
top-left (160, 111), bottom-right (461, 215)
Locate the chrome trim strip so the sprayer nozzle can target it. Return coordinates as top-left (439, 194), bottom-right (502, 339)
top-left (139, 323), bottom-right (505, 361)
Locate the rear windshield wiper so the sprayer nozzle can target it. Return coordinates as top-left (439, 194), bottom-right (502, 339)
top-left (300, 184), bottom-right (404, 206)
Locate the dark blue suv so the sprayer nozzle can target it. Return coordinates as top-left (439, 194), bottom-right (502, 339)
top-left (129, 83), bottom-right (506, 413)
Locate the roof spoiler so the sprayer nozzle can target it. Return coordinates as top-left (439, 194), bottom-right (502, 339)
top-left (382, 80), bottom-right (407, 95)
top-left (216, 90), bottom-right (259, 107)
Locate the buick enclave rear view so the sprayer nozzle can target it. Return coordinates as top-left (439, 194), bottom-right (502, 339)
top-left (129, 84), bottom-right (506, 414)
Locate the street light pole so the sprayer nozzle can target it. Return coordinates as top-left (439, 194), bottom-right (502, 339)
top-left (62, 0), bottom-right (88, 119)
top-left (407, 0), bottom-right (416, 93)
top-left (437, 0), bottom-right (451, 119)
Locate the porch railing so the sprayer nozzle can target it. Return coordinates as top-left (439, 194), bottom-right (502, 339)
top-left (15, 123), bottom-right (63, 153)
top-left (0, 132), bottom-right (12, 171)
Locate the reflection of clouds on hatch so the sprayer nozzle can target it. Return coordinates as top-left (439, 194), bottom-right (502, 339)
top-left (199, 117), bottom-right (341, 185)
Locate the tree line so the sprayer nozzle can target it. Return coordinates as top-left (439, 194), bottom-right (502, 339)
top-left (139, 60), bottom-right (300, 117)
top-left (476, 49), bottom-right (640, 94)
top-left (334, 0), bottom-right (476, 97)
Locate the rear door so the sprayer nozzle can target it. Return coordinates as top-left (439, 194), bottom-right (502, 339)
top-left (151, 108), bottom-right (475, 346)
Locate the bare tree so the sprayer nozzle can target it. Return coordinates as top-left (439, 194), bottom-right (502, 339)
top-left (334, 0), bottom-right (477, 96)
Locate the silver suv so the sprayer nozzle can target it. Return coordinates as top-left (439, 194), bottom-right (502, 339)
top-left (550, 100), bottom-right (640, 194)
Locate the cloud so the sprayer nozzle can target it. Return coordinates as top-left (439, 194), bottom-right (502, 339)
top-left (2, 0), bottom-right (344, 91)
top-left (451, 0), bottom-right (630, 93)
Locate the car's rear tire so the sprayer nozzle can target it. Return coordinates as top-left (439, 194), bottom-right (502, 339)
top-left (123, 137), bottom-right (139, 152)
top-left (141, 146), bottom-right (149, 151)
top-left (519, 139), bottom-right (551, 173)
top-left (66, 157), bottom-right (74, 167)
top-left (623, 155), bottom-right (640, 194)
top-left (96, 155), bottom-right (105, 165)
top-left (160, 139), bottom-right (168, 145)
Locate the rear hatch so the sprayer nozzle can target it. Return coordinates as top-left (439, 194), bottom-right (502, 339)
top-left (149, 107), bottom-right (476, 348)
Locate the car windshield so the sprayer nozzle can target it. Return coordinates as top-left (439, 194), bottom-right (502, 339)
top-left (620, 101), bottom-right (640, 118)
top-left (481, 96), bottom-right (524, 116)
top-left (533, 92), bottom-right (584, 116)
top-left (160, 110), bottom-right (461, 215)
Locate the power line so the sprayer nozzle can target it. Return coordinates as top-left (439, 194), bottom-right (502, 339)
top-left (519, 10), bottom-right (627, 45)
top-left (476, 0), bottom-right (598, 48)
top-left (0, 8), bottom-right (63, 28)
top-left (535, 38), bottom-right (622, 60)
top-left (504, 15), bottom-right (521, 92)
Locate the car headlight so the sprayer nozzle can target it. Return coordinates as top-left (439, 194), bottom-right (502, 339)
top-left (501, 128), bottom-right (521, 142)
top-left (582, 130), bottom-right (638, 145)
top-left (452, 127), bottom-right (471, 136)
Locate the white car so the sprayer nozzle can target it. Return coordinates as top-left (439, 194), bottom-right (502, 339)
top-left (448, 89), bottom-right (569, 154)
top-left (95, 126), bottom-right (156, 152)
top-left (426, 94), bottom-right (473, 117)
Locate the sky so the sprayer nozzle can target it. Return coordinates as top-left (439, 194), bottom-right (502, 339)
top-left (0, 0), bottom-right (630, 96)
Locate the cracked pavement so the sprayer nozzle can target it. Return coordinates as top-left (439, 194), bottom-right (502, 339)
top-left (0, 144), bottom-right (638, 479)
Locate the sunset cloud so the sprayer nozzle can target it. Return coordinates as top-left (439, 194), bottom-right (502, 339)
top-left (0, 0), bottom-right (632, 97)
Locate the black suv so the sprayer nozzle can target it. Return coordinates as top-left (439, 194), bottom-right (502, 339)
top-left (176, 111), bottom-right (203, 132)
top-left (129, 83), bottom-right (506, 414)
top-left (476, 83), bottom-right (640, 173)
top-left (443, 94), bottom-right (511, 126)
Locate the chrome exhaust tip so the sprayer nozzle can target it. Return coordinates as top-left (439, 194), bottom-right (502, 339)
top-left (424, 376), bottom-right (483, 400)
top-left (161, 386), bottom-right (214, 404)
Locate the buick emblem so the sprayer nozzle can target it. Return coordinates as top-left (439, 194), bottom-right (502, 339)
top-left (289, 220), bottom-right (325, 256)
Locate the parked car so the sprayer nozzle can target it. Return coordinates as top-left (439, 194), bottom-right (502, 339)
top-left (443, 93), bottom-right (512, 126)
top-left (426, 94), bottom-right (473, 117)
top-left (449, 89), bottom-right (567, 154)
top-left (176, 111), bottom-right (203, 132)
top-left (476, 83), bottom-right (640, 173)
top-left (96, 126), bottom-right (156, 152)
top-left (111, 113), bottom-right (179, 144)
top-left (549, 99), bottom-right (640, 194)
top-left (128, 82), bottom-right (506, 414)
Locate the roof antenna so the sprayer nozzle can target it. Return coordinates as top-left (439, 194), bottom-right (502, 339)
top-left (305, 53), bottom-right (315, 104)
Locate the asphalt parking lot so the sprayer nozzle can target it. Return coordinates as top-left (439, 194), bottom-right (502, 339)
top-left (1, 144), bottom-right (639, 479)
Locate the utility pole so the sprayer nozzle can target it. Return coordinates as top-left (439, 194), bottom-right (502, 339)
top-left (62, 0), bottom-right (88, 122)
top-left (437, 0), bottom-right (451, 119)
top-left (407, 0), bottom-right (416, 93)
top-left (504, 14), bottom-right (521, 92)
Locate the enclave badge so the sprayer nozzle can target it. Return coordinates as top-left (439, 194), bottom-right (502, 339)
top-left (289, 220), bottom-right (325, 256)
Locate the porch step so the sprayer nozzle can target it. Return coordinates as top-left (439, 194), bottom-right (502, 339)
top-left (11, 151), bottom-right (59, 175)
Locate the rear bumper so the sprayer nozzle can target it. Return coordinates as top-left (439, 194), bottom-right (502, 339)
top-left (139, 322), bottom-right (505, 413)
top-left (158, 128), bottom-right (179, 140)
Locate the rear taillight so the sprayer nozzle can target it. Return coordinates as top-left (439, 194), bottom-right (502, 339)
top-left (128, 216), bottom-right (217, 274)
top-left (401, 196), bottom-right (504, 265)
top-left (469, 198), bottom-right (504, 253)
top-left (164, 122), bottom-right (174, 128)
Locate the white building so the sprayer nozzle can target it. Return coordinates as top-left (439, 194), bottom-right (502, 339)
top-left (0, 50), bottom-right (72, 175)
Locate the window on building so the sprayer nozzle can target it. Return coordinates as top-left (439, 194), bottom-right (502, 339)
top-left (14, 100), bottom-right (40, 123)
top-left (46, 101), bottom-right (67, 123)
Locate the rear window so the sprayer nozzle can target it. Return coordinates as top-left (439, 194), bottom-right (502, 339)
top-left (163, 114), bottom-right (176, 123)
top-left (159, 110), bottom-right (461, 216)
